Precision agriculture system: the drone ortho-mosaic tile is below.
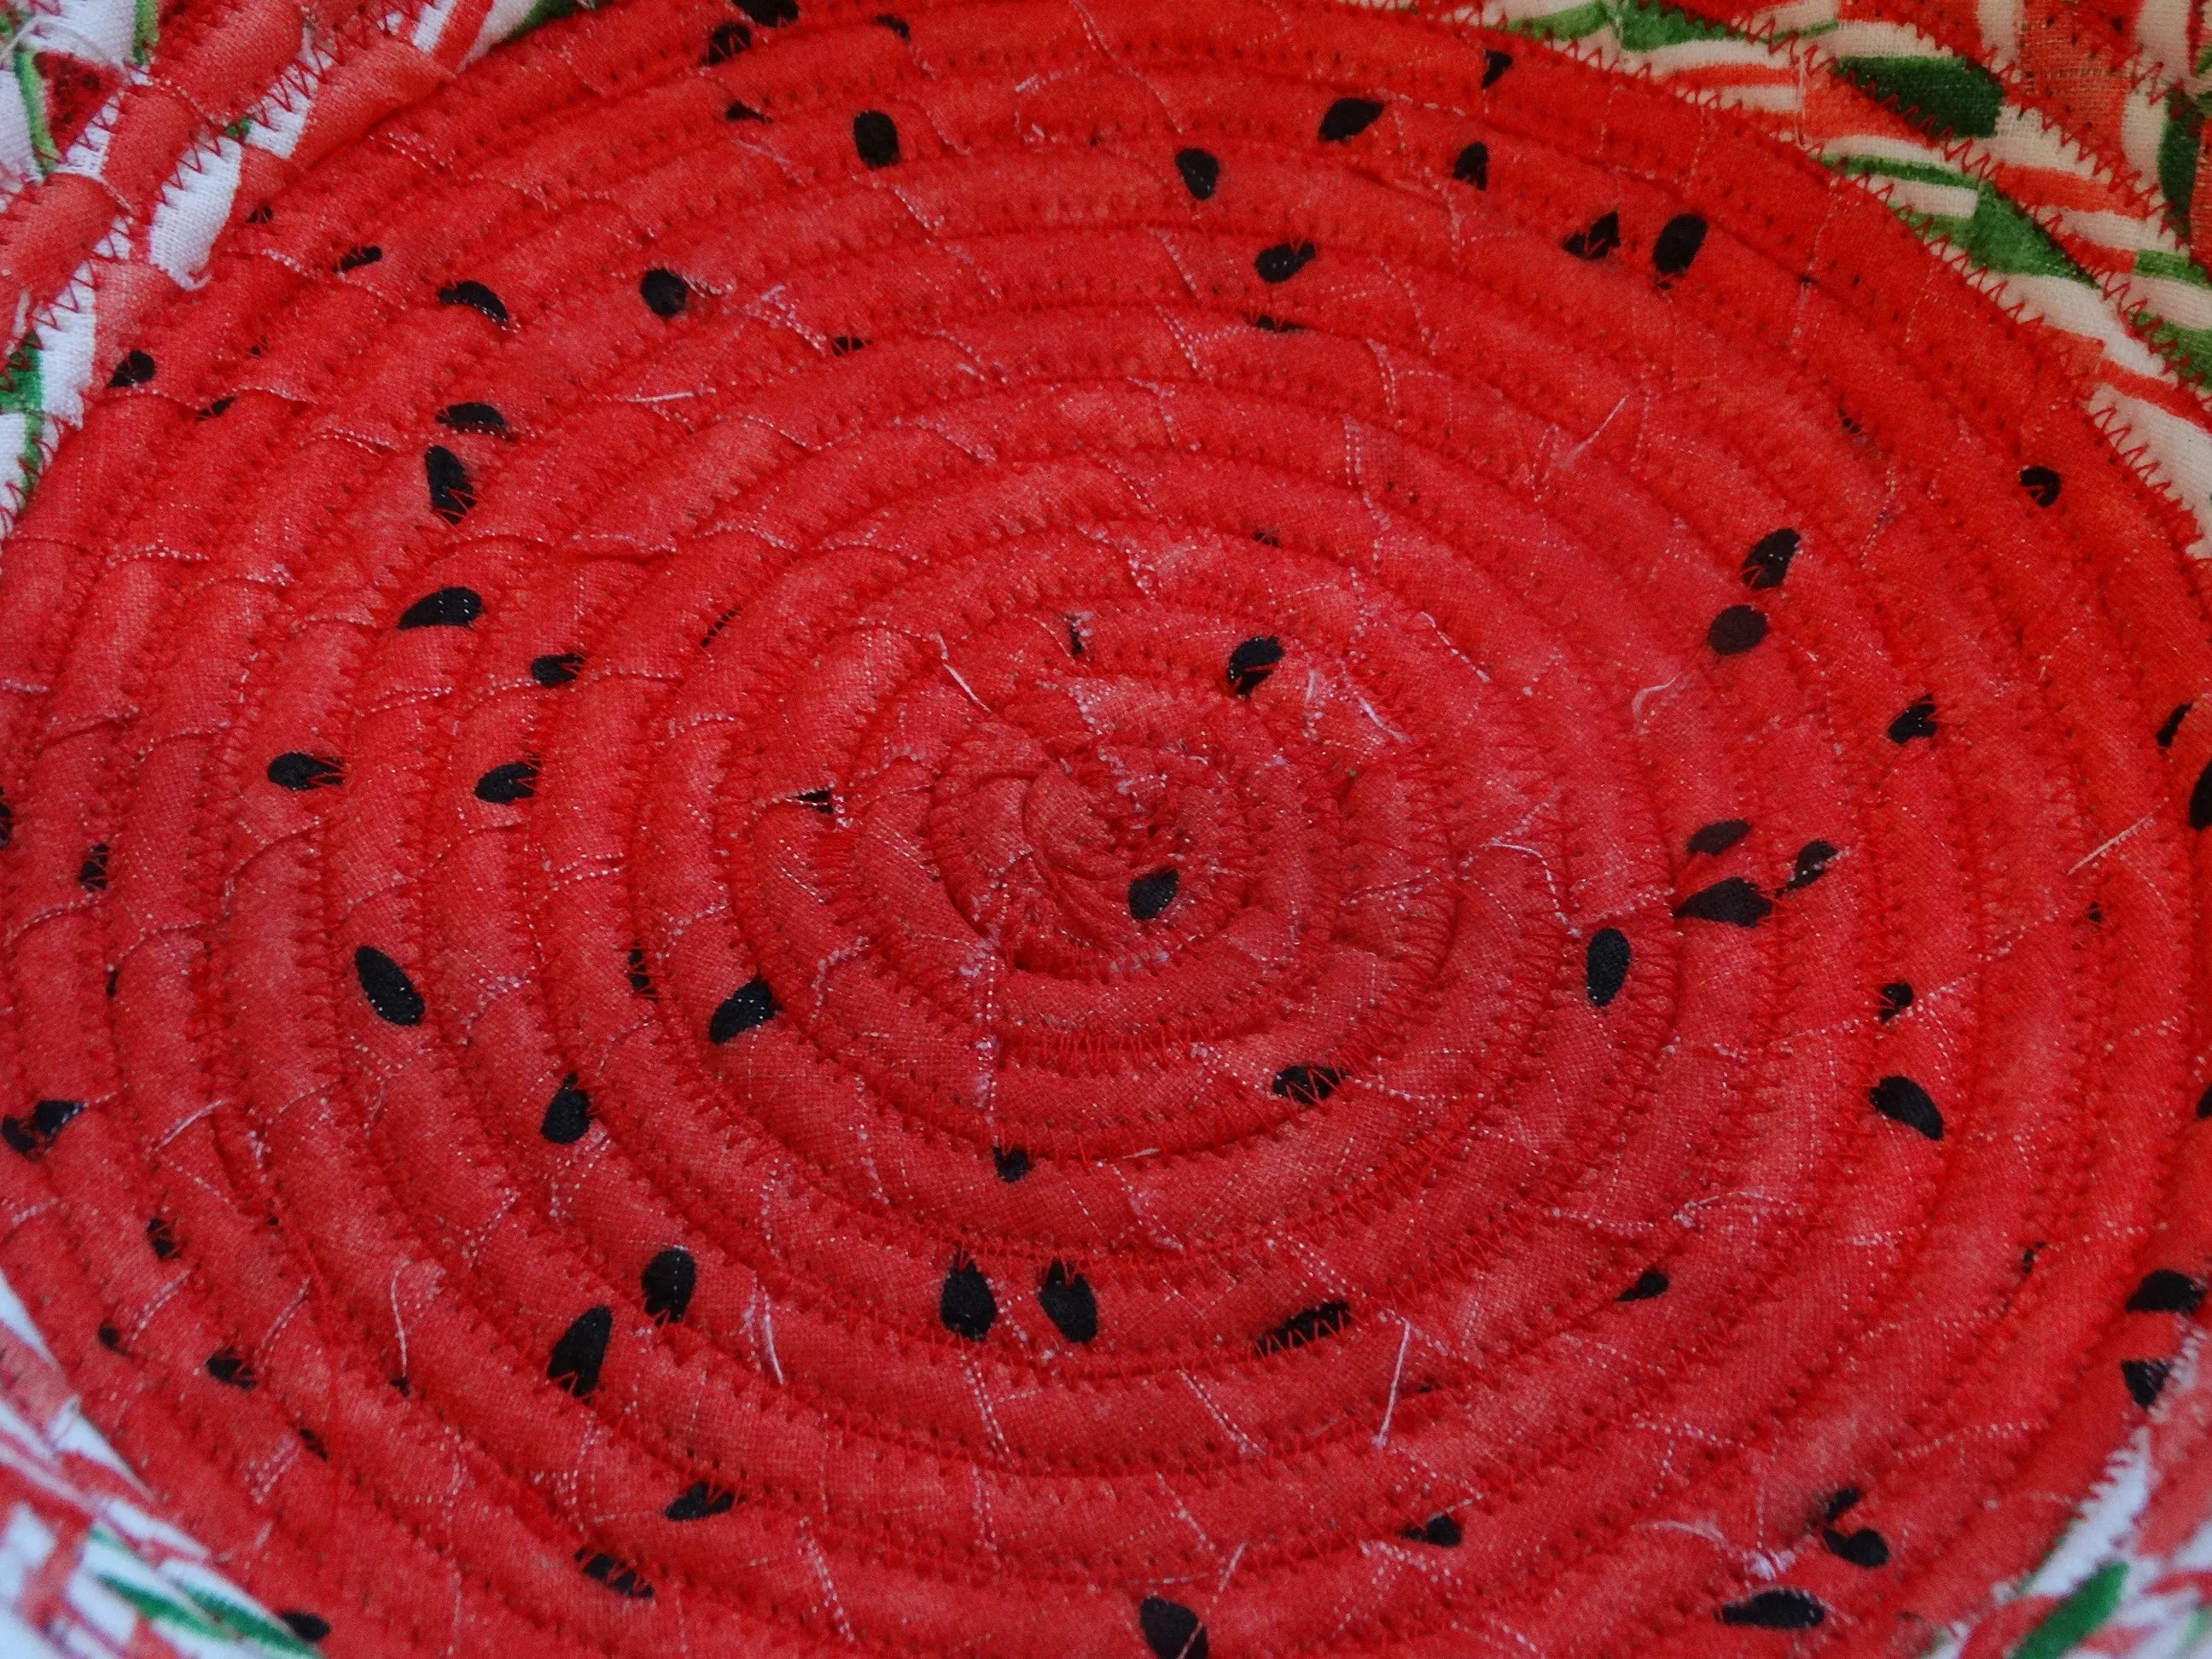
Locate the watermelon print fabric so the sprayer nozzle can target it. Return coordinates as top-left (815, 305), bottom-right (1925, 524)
top-left (0, 0), bottom-right (2208, 1656)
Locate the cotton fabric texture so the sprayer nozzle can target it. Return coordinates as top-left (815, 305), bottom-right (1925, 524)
top-left (0, 1), bottom-right (2205, 1656)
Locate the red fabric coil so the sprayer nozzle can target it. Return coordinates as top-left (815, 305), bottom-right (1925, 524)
top-left (0, 1), bottom-right (2206, 1655)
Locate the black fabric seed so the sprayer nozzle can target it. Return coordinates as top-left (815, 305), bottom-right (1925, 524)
top-left (1272, 1063), bottom-right (1344, 1105)
top-left (704, 19), bottom-right (750, 61)
top-left (628, 943), bottom-right (655, 998)
top-left (1823, 1527), bottom-right (1889, 1568)
top-left (576, 1550), bottom-right (652, 1598)
top-left (436, 281), bottom-right (509, 324)
top-left (1451, 141), bottom-right (1489, 188)
top-left (736, 0), bottom-right (795, 21)
top-left (797, 788), bottom-right (835, 814)
top-left (355, 946), bottom-right (425, 1027)
top-left (940, 1255), bottom-right (996, 1340)
top-left (1227, 635), bottom-right (1284, 694)
top-left (396, 587), bottom-right (482, 630)
top-left (1254, 241), bottom-right (1316, 282)
top-left (2198, 1084), bottom-right (2210, 1119)
top-left (2127, 1269), bottom-right (2206, 1314)
top-left (1687, 818), bottom-right (1750, 856)
top-left (1257, 1300), bottom-right (1350, 1355)
top-left (549, 1305), bottom-right (613, 1396)
top-left (1741, 528), bottom-right (1798, 589)
top-left (438, 402), bottom-right (507, 436)
top-left (2123, 1356), bottom-right (2173, 1407)
top-left (279, 1612), bottom-right (331, 1644)
top-left (1481, 48), bottom-right (1512, 86)
top-left (1869, 1074), bottom-right (1943, 1140)
top-left (1618, 1267), bottom-right (1668, 1301)
top-left (640, 268), bottom-right (689, 317)
top-left (2019, 464), bottom-right (2061, 507)
top-left (0, 1103), bottom-right (75, 1157)
top-left (1652, 213), bottom-right (1707, 276)
top-left (1585, 928), bottom-right (1631, 1006)
top-left (853, 109), bottom-right (899, 167)
top-left (1562, 211), bottom-right (1621, 259)
top-left (993, 1145), bottom-right (1031, 1182)
top-left (196, 397), bottom-right (234, 421)
top-left (725, 100), bottom-right (767, 120)
top-left (1888, 697), bottom-right (1938, 742)
top-left (1401, 1513), bottom-right (1463, 1546)
top-left (1175, 148), bottom-right (1220, 199)
top-left (0, 791), bottom-right (11, 847)
top-left (2156, 702), bottom-right (2191, 748)
top-left (206, 1347), bottom-right (257, 1388)
top-left (1720, 1589), bottom-right (1825, 1629)
top-left (474, 760), bottom-right (538, 804)
top-left (642, 1247), bottom-right (696, 1324)
top-left (532, 652), bottom-right (585, 686)
top-left (1823, 1487), bottom-right (1861, 1521)
top-left (1250, 314), bottom-right (1304, 333)
top-left (1318, 96), bottom-right (1384, 141)
top-left (1877, 981), bottom-right (1914, 1022)
top-left (108, 350), bottom-right (155, 388)
top-left (1784, 840), bottom-right (1837, 891)
top-left (1129, 867), bottom-right (1179, 921)
top-left (1708, 605), bottom-right (1768, 655)
top-left (830, 335), bottom-right (867, 355)
top-left (666, 1481), bottom-right (736, 1521)
top-left (1674, 877), bottom-right (1771, 927)
top-left (336, 244), bottom-right (381, 271)
top-left (267, 752), bottom-right (342, 791)
top-left (147, 1217), bottom-right (180, 1259)
top-left (1140, 1597), bottom-right (1208, 1659)
top-left (541, 1074), bottom-right (591, 1144)
top-left (874, 12), bottom-right (908, 37)
top-left (709, 975), bottom-right (777, 1042)
top-left (298, 1428), bottom-right (328, 1458)
top-left (96, 1324), bottom-right (121, 1350)
top-left (425, 445), bottom-right (474, 522)
top-left (1037, 1260), bottom-right (1097, 1342)
top-left (2190, 757), bottom-right (2212, 830)
top-left (79, 843), bottom-right (108, 891)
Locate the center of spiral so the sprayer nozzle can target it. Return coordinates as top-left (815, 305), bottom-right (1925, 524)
top-left (930, 678), bottom-right (1233, 972)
